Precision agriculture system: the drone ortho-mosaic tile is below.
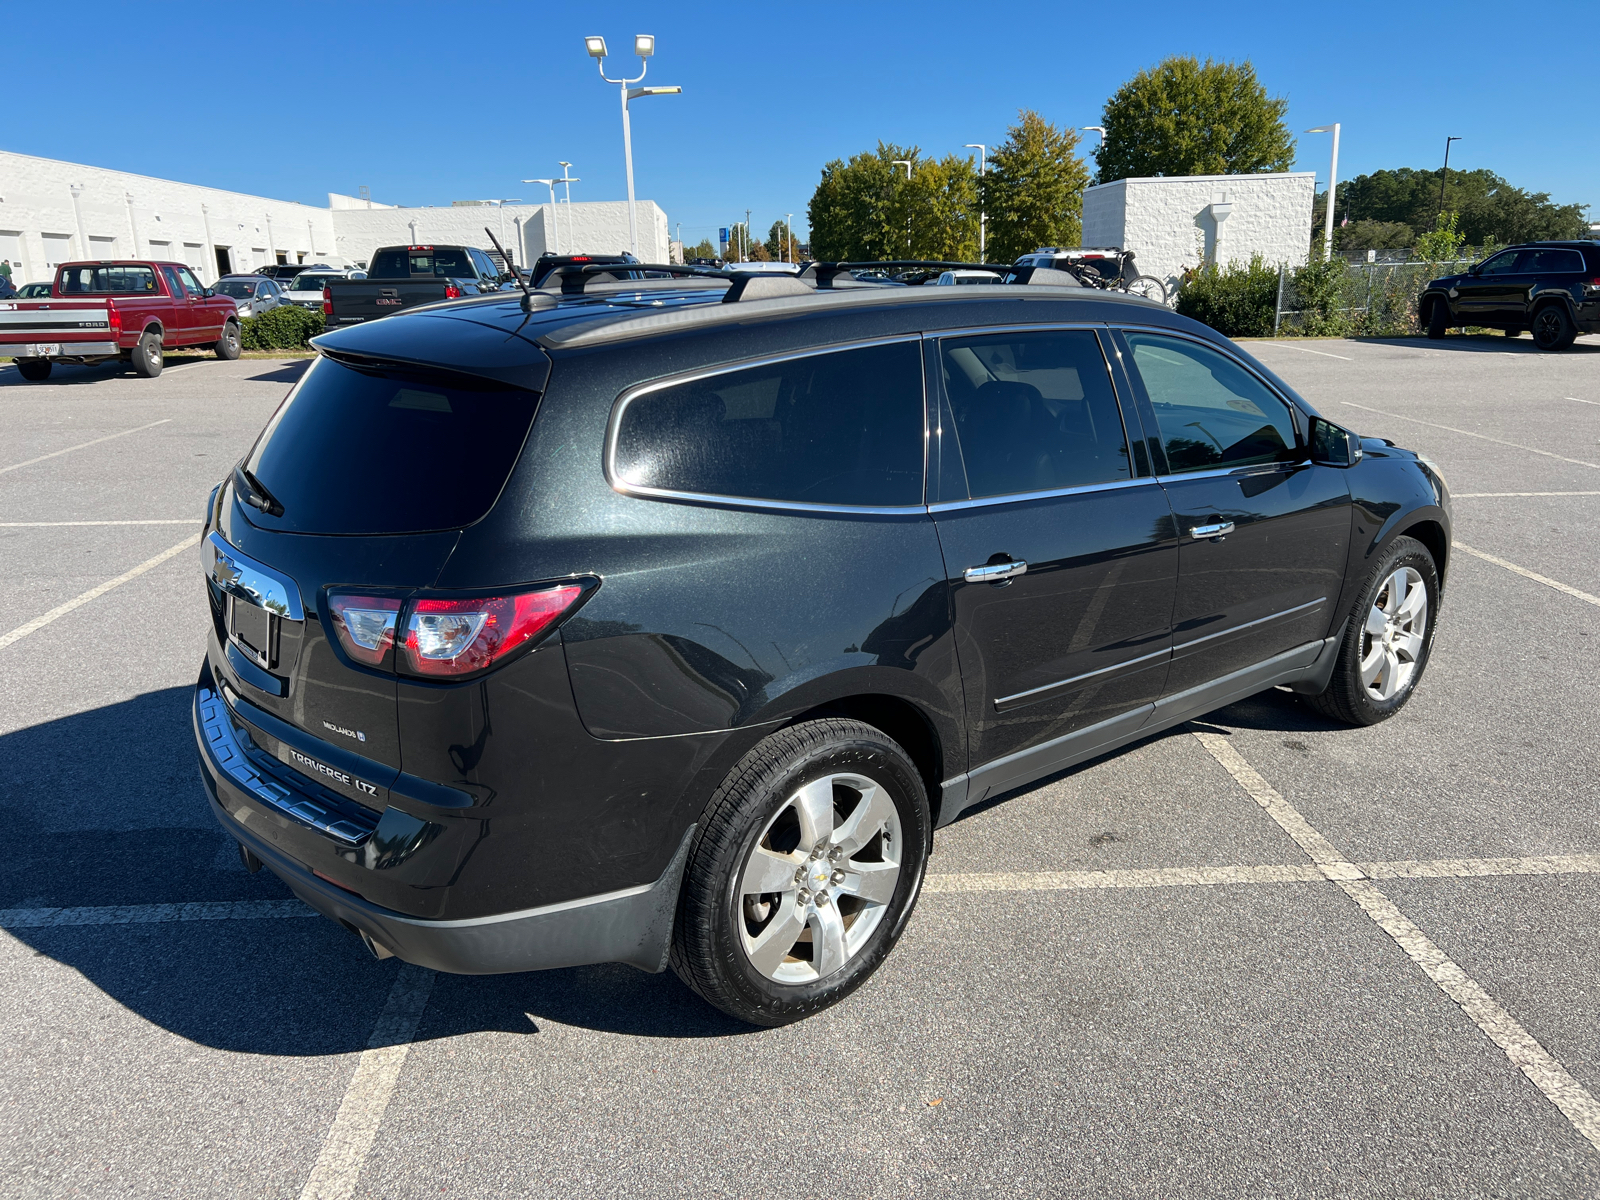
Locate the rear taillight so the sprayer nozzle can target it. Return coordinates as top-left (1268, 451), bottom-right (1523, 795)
top-left (443, 283), bottom-right (462, 299)
top-left (400, 585), bottom-right (583, 678)
top-left (328, 594), bottom-right (401, 666)
top-left (322, 286), bottom-right (333, 316)
top-left (107, 300), bottom-right (122, 338)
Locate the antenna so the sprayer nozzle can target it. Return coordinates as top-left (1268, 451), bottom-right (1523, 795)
top-left (484, 225), bottom-right (549, 312)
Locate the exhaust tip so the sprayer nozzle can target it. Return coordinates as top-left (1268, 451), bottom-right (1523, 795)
top-left (237, 843), bottom-right (263, 874)
top-left (360, 931), bottom-right (395, 961)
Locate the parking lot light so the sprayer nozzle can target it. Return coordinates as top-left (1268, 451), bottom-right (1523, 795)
top-left (634, 34), bottom-right (654, 58)
top-left (585, 36), bottom-right (607, 59)
top-left (1307, 124), bottom-right (1341, 260)
top-left (589, 35), bottom-right (681, 258)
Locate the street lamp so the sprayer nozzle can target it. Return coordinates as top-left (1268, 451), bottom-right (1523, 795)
top-left (785, 212), bottom-right (793, 262)
top-left (523, 180), bottom-right (560, 254)
top-left (965, 144), bottom-right (986, 260)
top-left (1081, 126), bottom-right (1105, 146)
top-left (586, 34), bottom-right (682, 258)
top-left (1306, 124), bottom-right (1341, 259)
top-left (479, 200), bottom-right (521, 264)
top-left (1438, 136), bottom-right (1461, 217)
top-left (557, 161), bottom-right (579, 252)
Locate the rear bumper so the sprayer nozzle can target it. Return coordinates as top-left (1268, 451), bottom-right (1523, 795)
top-left (194, 680), bottom-right (693, 975)
top-left (6, 341), bottom-right (120, 359)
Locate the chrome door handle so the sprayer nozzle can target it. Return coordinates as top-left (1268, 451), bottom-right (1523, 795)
top-left (1190, 521), bottom-right (1235, 540)
top-left (964, 560), bottom-right (1028, 583)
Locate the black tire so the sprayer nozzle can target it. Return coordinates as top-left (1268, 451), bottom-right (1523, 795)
top-left (1532, 304), bottom-right (1576, 351)
top-left (671, 717), bottom-right (931, 1027)
top-left (1504, 327), bottom-right (1523, 338)
top-left (16, 358), bottom-right (51, 382)
top-left (215, 320), bottom-right (241, 361)
top-left (1303, 534), bottom-right (1439, 727)
top-left (1425, 297), bottom-right (1448, 339)
top-left (131, 330), bottom-right (164, 377)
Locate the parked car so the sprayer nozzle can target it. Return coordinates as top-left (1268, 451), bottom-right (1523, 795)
top-left (1420, 241), bottom-right (1600, 350)
top-left (215, 275), bottom-right (287, 319)
top-left (322, 245), bottom-right (507, 327)
top-left (0, 276), bottom-right (14, 299)
top-left (280, 270), bottom-right (349, 310)
top-left (529, 252), bottom-right (640, 288)
top-left (935, 269), bottom-right (1002, 285)
top-left (254, 263), bottom-right (333, 286)
top-left (2, 260), bottom-right (240, 380)
top-left (196, 270), bottom-right (1449, 1026)
top-left (14, 281), bottom-right (52, 299)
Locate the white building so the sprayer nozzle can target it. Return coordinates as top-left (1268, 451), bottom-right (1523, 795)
top-left (0, 150), bottom-right (668, 285)
top-left (1082, 172), bottom-right (1315, 290)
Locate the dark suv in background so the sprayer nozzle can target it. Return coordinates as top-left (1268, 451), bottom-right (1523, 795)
top-left (1421, 240), bottom-right (1600, 349)
top-left (195, 266), bottom-right (1450, 1025)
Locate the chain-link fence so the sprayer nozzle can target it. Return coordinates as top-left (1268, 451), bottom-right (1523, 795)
top-left (1270, 258), bottom-right (1476, 337)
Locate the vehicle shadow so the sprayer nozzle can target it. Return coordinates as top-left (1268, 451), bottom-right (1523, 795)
top-left (246, 360), bottom-right (312, 384)
top-left (0, 354), bottom-right (215, 387)
top-left (0, 687), bottom-right (752, 1051)
top-left (1351, 334), bottom-right (1600, 355)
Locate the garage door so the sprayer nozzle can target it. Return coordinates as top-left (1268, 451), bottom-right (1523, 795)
top-left (42, 234), bottom-right (73, 270)
top-left (89, 235), bottom-right (117, 259)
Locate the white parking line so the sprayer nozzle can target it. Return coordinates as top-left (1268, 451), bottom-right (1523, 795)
top-left (1453, 492), bottom-right (1600, 498)
top-left (1453, 542), bottom-right (1600, 608)
top-left (0, 519), bottom-right (199, 527)
top-left (298, 964), bottom-right (435, 1200)
top-left (1567, 397), bottom-right (1599, 406)
top-left (1255, 342), bottom-right (1352, 360)
top-left (1341, 401), bottom-right (1600, 470)
top-left (0, 418), bottom-right (172, 476)
top-left (0, 533), bottom-right (200, 651)
top-left (1192, 731), bottom-right (1600, 1154)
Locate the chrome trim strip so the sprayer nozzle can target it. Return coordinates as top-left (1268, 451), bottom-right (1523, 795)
top-left (995, 643), bottom-right (1172, 711)
top-left (204, 530), bottom-right (304, 619)
top-left (604, 334), bottom-right (930, 516)
top-left (197, 687), bottom-right (372, 845)
top-left (928, 475), bottom-right (1155, 513)
top-left (1171, 597), bottom-right (1327, 655)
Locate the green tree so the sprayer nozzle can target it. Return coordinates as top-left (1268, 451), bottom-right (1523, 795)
top-left (1332, 220), bottom-right (1415, 256)
top-left (808, 142), bottom-right (922, 261)
top-left (905, 154), bottom-right (980, 260)
top-left (1096, 57), bottom-right (1295, 182)
top-left (765, 220), bottom-right (800, 261)
top-left (981, 111), bottom-right (1090, 263)
top-left (682, 238), bottom-right (718, 261)
top-left (1329, 167), bottom-right (1588, 246)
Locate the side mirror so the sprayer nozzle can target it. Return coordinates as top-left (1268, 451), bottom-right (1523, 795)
top-left (1309, 416), bottom-right (1362, 468)
top-left (203, 288), bottom-right (215, 298)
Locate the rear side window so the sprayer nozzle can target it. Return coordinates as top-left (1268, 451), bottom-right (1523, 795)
top-left (611, 340), bottom-right (925, 508)
top-left (940, 330), bottom-right (1130, 497)
top-left (243, 358), bottom-right (539, 534)
top-left (1124, 333), bottom-right (1298, 473)
top-left (58, 265), bottom-right (158, 294)
top-left (1523, 248), bottom-right (1585, 273)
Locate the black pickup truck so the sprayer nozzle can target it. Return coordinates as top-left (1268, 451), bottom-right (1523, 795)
top-left (323, 245), bottom-right (508, 327)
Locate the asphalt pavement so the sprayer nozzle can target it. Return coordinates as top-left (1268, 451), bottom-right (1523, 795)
top-left (1, 333), bottom-right (1598, 1198)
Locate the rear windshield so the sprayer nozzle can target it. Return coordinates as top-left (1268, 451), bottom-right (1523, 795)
top-left (243, 357), bottom-right (539, 535)
top-left (371, 248), bottom-right (473, 278)
top-left (58, 265), bottom-right (159, 295)
top-left (291, 275), bottom-right (340, 291)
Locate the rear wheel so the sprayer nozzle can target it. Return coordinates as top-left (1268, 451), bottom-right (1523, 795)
top-left (1123, 275), bottom-right (1169, 305)
top-left (1425, 297), bottom-right (1448, 339)
top-left (16, 358), bottom-right (52, 382)
top-left (671, 718), bottom-right (931, 1026)
top-left (215, 320), bottom-right (241, 360)
top-left (131, 331), bottom-right (164, 377)
top-left (1303, 535), bottom-right (1439, 726)
top-left (1532, 304), bottom-right (1576, 351)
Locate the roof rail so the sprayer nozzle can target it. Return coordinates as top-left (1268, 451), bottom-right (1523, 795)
top-left (548, 261), bottom-right (732, 296)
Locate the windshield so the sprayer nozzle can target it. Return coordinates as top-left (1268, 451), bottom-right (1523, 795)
top-left (290, 275), bottom-right (339, 292)
top-left (371, 248), bottom-right (474, 277)
top-left (215, 281), bottom-right (256, 298)
top-left (242, 357), bottom-right (540, 535)
top-left (58, 265), bottom-right (159, 295)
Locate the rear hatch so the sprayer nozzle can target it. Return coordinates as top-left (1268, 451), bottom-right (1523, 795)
top-left (207, 314), bottom-right (552, 814)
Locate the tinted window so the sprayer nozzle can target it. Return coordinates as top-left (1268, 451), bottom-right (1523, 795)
top-left (1124, 333), bottom-right (1299, 474)
top-left (215, 280), bottom-right (255, 299)
top-left (612, 341), bottom-right (925, 507)
top-left (243, 358), bottom-right (539, 535)
top-left (940, 330), bottom-right (1130, 497)
top-left (1523, 248), bottom-right (1585, 273)
top-left (58, 265), bottom-right (159, 294)
top-left (1477, 250), bottom-right (1525, 275)
top-left (370, 248), bottom-right (473, 278)
top-left (291, 275), bottom-right (338, 292)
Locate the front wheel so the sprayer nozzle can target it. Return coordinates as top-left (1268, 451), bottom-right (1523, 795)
top-left (215, 321), bottom-right (241, 361)
top-left (16, 358), bottom-right (52, 382)
top-left (1123, 274), bottom-right (1169, 305)
top-left (1303, 535), bottom-right (1439, 726)
top-left (671, 718), bottom-right (931, 1026)
top-left (131, 331), bottom-right (163, 377)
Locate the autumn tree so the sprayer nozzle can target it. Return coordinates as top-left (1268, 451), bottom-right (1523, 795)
top-left (1096, 57), bottom-right (1295, 182)
top-left (981, 111), bottom-right (1090, 262)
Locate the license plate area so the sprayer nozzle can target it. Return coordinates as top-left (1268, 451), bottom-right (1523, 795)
top-left (37, 343), bottom-right (61, 357)
top-left (228, 594), bottom-right (278, 670)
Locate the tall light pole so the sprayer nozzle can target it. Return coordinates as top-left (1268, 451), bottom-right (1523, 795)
top-left (1306, 124), bottom-right (1341, 259)
top-left (479, 200), bottom-right (521, 268)
top-left (785, 212), bottom-right (793, 262)
top-left (745, 208), bottom-right (751, 260)
top-left (523, 180), bottom-right (560, 255)
top-left (965, 144), bottom-right (986, 260)
top-left (586, 34), bottom-right (681, 259)
top-left (1438, 136), bottom-right (1461, 218)
top-left (558, 161), bottom-right (579, 252)
top-left (1081, 126), bottom-right (1105, 146)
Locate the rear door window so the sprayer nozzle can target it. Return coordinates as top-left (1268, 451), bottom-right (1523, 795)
top-left (611, 340), bottom-right (925, 508)
top-left (1123, 333), bottom-right (1299, 473)
top-left (1523, 248), bottom-right (1585, 273)
top-left (939, 329), bottom-right (1130, 497)
top-left (242, 357), bottom-right (540, 534)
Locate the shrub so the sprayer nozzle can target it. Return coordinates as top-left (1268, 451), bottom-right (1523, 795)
top-left (1173, 254), bottom-right (1280, 338)
top-left (240, 305), bottom-right (324, 351)
top-left (1290, 251), bottom-right (1349, 337)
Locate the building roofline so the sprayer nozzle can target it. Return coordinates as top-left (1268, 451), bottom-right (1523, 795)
top-left (0, 147), bottom-right (326, 211)
top-left (1086, 171), bottom-right (1316, 192)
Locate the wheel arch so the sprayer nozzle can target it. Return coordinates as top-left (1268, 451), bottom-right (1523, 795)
top-left (782, 693), bottom-right (947, 823)
top-left (1397, 517), bottom-right (1450, 585)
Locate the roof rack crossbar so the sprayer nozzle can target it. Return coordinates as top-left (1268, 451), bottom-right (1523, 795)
top-left (550, 262), bottom-right (735, 295)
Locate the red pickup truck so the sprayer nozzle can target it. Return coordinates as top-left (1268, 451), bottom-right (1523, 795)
top-left (0, 260), bottom-right (242, 382)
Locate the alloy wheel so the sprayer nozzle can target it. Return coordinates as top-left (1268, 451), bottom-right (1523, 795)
top-left (737, 772), bottom-right (902, 985)
top-left (1360, 566), bottom-right (1427, 701)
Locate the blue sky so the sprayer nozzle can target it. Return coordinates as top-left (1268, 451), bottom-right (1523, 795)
top-left (7, 0), bottom-right (1593, 245)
